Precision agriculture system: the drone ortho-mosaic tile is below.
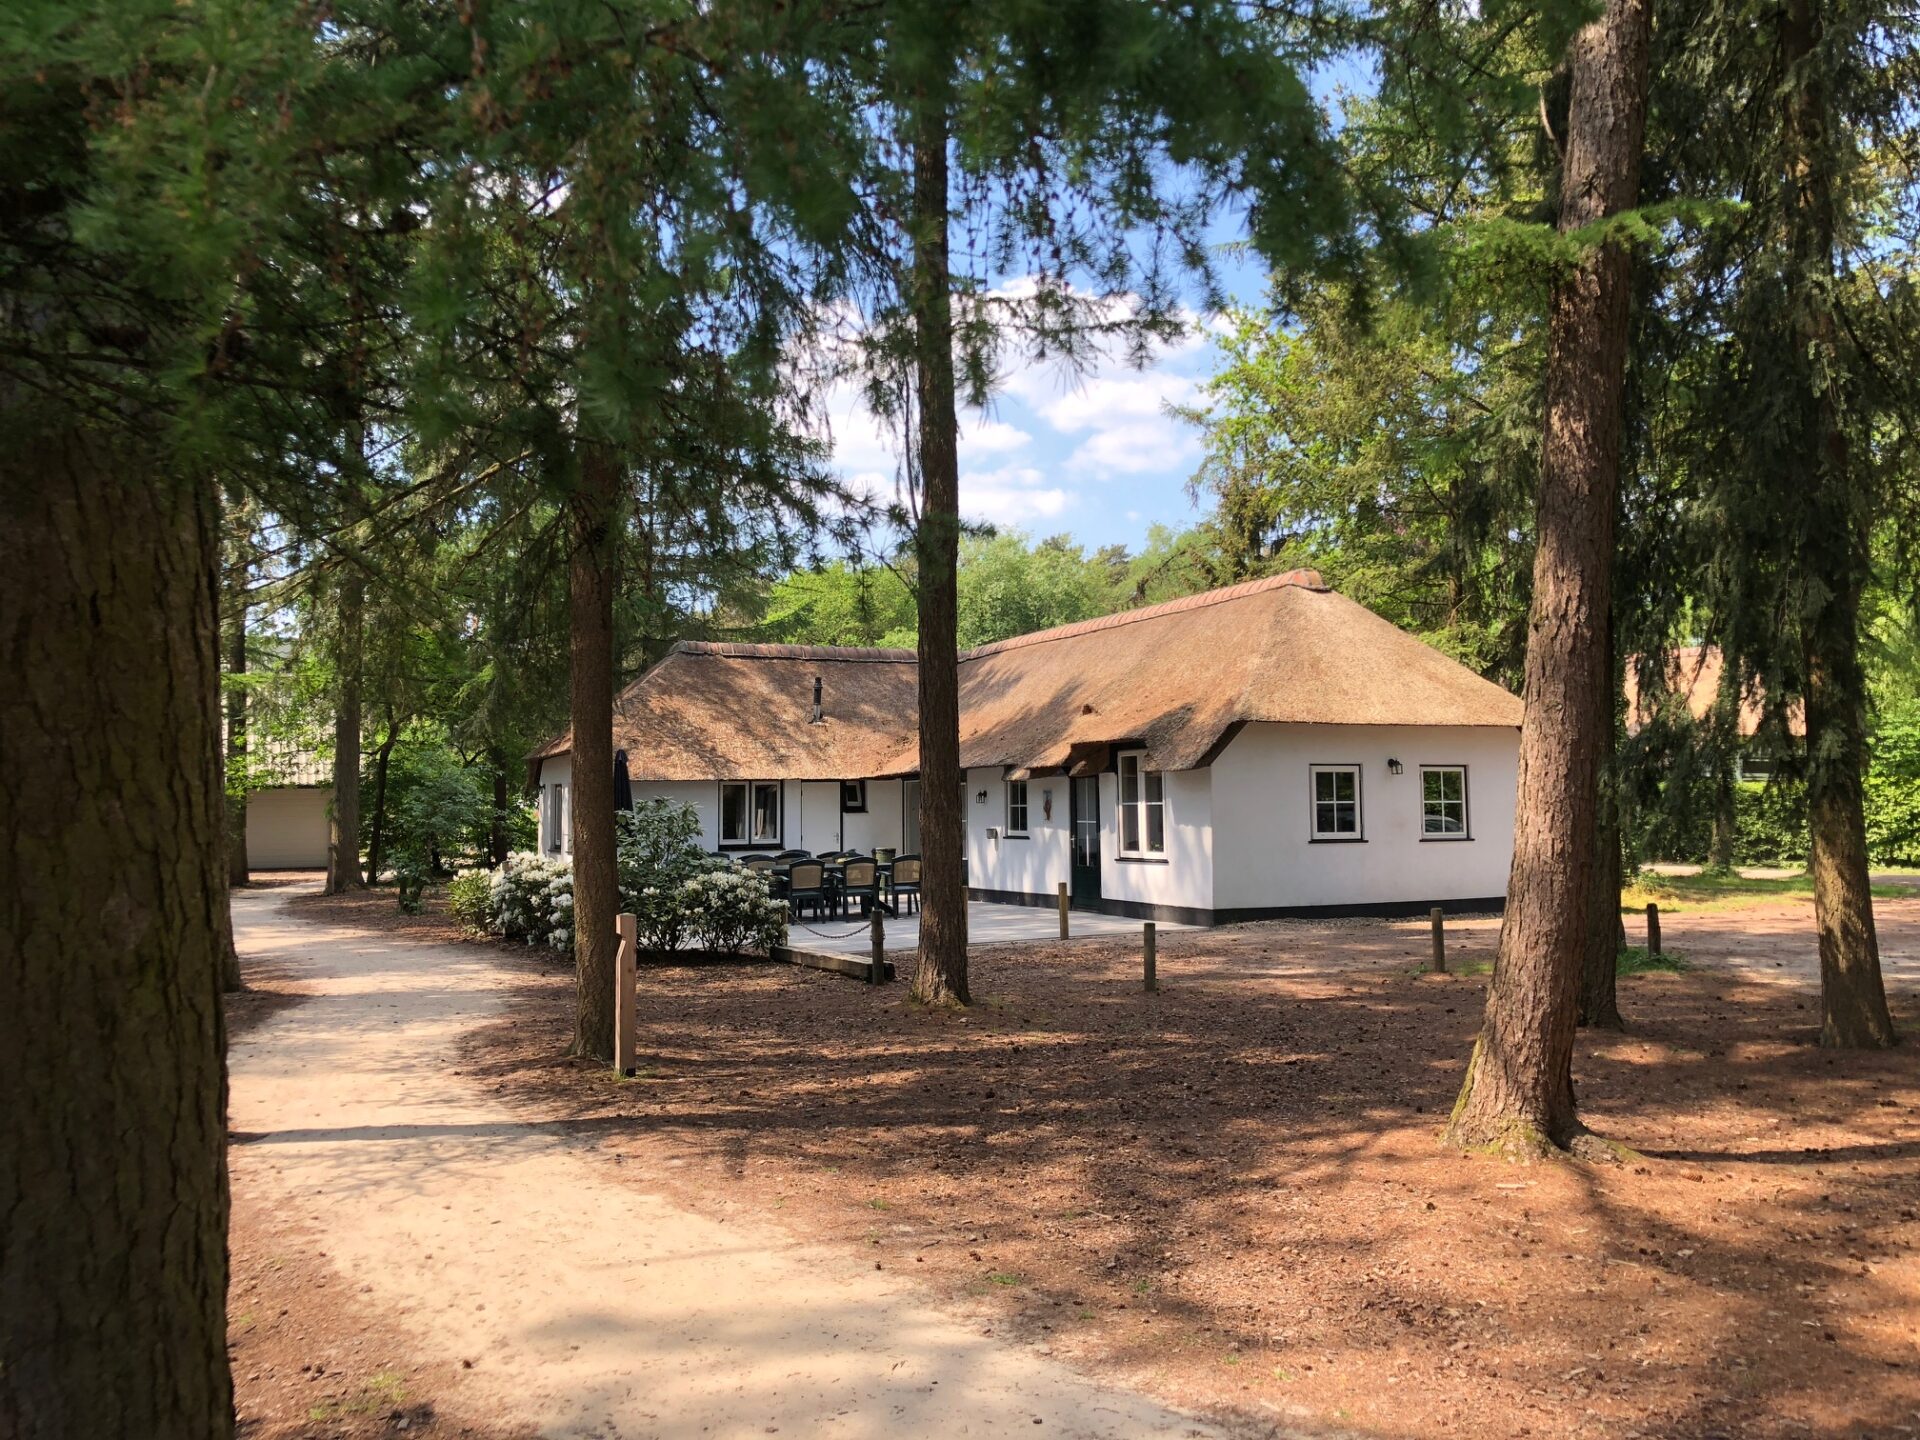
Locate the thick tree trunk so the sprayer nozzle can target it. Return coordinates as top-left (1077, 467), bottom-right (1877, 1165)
top-left (909, 99), bottom-right (969, 1007)
top-left (363, 712), bottom-right (399, 885)
top-left (224, 586), bottom-right (250, 888)
top-left (1781, 0), bottom-right (1896, 1049)
top-left (325, 570), bottom-right (366, 892)
top-left (1447, 0), bottom-right (1650, 1154)
top-left (568, 444), bottom-right (622, 1059)
top-left (1, 431), bottom-right (233, 1437)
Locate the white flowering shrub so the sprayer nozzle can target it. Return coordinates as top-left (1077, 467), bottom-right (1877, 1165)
top-left (678, 866), bottom-right (787, 954)
top-left (486, 852), bottom-right (574, 948)
top-left (471, 801), bottom-right (785, 956)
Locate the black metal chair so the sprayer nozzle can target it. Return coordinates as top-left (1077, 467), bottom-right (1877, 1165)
top-left (888, 854), bottom-right (921, 914)
top-left (784, 860), bottom-right (829, 920)
top-left (777, 848), bottom-right (811, 860)
top-left (838, 855), bottom-right (881, 917)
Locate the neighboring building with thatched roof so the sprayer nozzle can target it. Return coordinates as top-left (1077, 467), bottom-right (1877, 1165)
top-left (531, 570), bottom-right (1524, 923)
top-left (1622, 644), bottom-right (1805, 778)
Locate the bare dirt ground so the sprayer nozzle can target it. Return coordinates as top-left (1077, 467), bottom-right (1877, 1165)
top-left (230, 882), bottom-right (1230, 1440)
top-left (409, 893), bottom-right (1920, 1440)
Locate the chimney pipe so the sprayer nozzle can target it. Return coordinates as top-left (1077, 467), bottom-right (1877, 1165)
top-left (810, 675), bottom-right (823, 724)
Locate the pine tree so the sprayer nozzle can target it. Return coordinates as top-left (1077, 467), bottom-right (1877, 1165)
top-left (1646, 0), bottom-right (1917, 1047)
top-left (816, 0), bottom-right (1365, 1004)
top-left (1445, 0), bottom-right (1653, 1154)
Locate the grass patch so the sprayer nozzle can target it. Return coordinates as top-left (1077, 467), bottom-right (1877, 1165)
top-left (1621, 868), bottom-right (1913, 913)
top-left (1617, 945), bottom-right (1687, 975)
top-left (986, 1271), bottom-right (1023, 1287)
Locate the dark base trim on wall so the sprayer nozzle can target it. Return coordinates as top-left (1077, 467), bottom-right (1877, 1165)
top-left (966, 887), bottom-right (1506, 928)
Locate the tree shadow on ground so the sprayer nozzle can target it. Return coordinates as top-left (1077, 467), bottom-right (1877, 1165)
top-left (429, 901), bottom-right (1920, 1439)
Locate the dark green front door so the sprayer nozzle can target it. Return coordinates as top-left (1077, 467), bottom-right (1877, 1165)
top-left (1070, 775), bottom-right (1101, 908)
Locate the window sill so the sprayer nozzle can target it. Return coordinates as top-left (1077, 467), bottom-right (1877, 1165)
top-left (1000, 832), bottom-right (1031, 840)
top-left (719, 842), bottom-right (782, 852)
top-left (1308, 837), bottom-right (1367, 844)
top-left (1420, 835), bottom-right (1473, 842)
top-left (1113, 853), bottom-right (1170, 864)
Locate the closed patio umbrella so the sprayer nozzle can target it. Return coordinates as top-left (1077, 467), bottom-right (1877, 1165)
top-left (613, 748), bottom-right (633, 811)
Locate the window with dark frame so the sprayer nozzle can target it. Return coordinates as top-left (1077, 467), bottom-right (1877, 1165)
top-left (1421, 765), bottom-right (1469, 837)
top-left (1006, 779), bottom-right (1029, 836)
top-left (1117, 751), bottom-right (1165, 856)
top-left (841, 779), bottom-right (867, 813)
top-left (1310, 765), bottom-right (1361, 839)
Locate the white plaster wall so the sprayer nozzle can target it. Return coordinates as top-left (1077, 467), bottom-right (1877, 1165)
top-left (246, 787), bottom-right (331, 869)
top-left (965, 767), bottom-right (1072, 899)
top-left (1209, 723), bottom-right (1518, 911)
top-left (841, 778), bottom-right (907, 855)
top-left (535, 760), bottom-right (929, 857)
top-left (1093, 766), bottom-right (1215, 913)
top-left (535, 755), bottom-right (572, 852)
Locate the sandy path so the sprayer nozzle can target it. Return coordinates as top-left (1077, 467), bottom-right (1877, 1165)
top-left (228, 883), bottom-right (1222, 1440)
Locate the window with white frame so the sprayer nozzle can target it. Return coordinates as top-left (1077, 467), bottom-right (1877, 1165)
top-left (544, 786), bottom-right (561, 853)
top-left (556, 783), bottom-right (571, 853)
top-left (720, 780), bottom-right (783, 846)
top-left (1421, 765), bottom-right (1469, 837)
top-left (1309, 765), bottom-right (1362, 839)
top-left (1005, 779), bottom-right (1029, 836)
top-left (1117, 751), bottom-right (1166, 856)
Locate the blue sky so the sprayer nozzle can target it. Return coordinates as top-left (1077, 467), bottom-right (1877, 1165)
top-left (820, 227), bottom-right (1275, 556)
top-left (817, 45), bottom-right (1375, 558)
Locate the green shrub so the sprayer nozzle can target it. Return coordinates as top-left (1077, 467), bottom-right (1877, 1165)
top-left (1734, 778), bottom-right (1808, 864)
top-left (447, 869), bottom-right (492, 936)
top-left (1865, 700), bottom-right (1920, 865)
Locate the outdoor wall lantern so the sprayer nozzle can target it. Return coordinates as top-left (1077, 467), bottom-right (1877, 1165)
top-left (976, 789), bottom-right (988, 804)
top-left (1042, 788), bottom-right (1053, 821)
top-left (1387, 758), bottom-right (1404, 775)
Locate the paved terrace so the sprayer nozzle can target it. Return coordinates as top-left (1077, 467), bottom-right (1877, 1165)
top-left (785, 898), bottom-right (1194, 958)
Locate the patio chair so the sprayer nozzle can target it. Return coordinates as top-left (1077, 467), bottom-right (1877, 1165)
top-left (739, 854), bottom-right (777, 873)
top-left (839, 856), bottom-right (881, 917)
top-left (784, 860), bottom-right (829, 920)
top-left (888, 854), bottom-right (921, 914)
top-left (777, 849), bottom-right (811, 861)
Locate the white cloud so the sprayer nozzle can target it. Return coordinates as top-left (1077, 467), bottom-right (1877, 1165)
top-left (961, 464), bottom-right (1074, 526)
top-left (960, 416), bottom-right (1032, 455)
top-left (1068, 418), bottom-right (1200, 478)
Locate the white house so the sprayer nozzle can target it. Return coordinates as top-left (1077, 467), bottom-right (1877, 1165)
top-left (529, 570), bottom-right (1524, 924)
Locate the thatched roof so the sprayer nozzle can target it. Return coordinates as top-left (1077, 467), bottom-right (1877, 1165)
top-left (532, 571), bottom-right (1522, 783)
top-left (1623, 645), bottom-right (1805, 739)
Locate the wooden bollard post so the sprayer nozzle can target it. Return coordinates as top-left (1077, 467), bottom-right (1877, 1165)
top-left (1058, 881), bottom-right (1070, 941)
top-left (1430, 906), bottom-right (1447, 974)
top-left (869, 905), bottom-right (885, 984)
top-left (1645, 902), bottom-right (1662, 958)
top-left (613, 912), bottom-right (637, 1077)
top-left (1143, 921), bottom-right (1157, 993)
